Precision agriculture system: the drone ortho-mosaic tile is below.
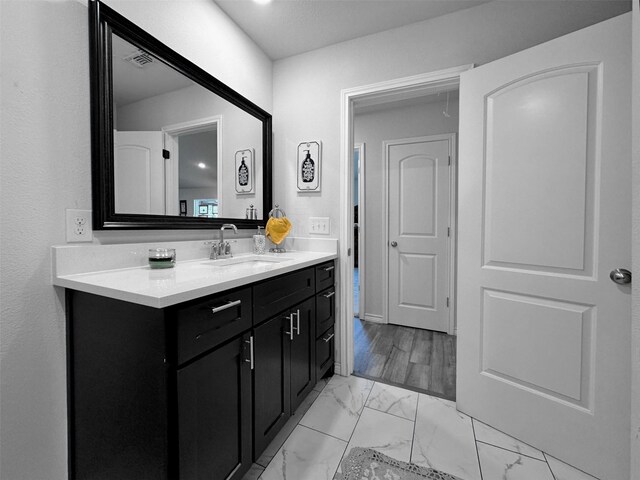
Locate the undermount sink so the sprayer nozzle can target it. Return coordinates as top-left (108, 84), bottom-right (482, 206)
top-left (203, 255), bottom-right (291, 267)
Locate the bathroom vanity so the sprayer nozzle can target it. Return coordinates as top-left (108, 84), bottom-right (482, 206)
top-left (55, 246), bottom-right (336, 480)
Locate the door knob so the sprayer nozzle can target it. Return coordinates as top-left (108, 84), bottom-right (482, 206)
top-left (390, 241), bottom-right (398, 247)
top-left (610, 268), bottom-right (632, 285)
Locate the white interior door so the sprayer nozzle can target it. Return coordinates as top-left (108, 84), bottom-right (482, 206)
top-left (386, 134), bottom-right (453, 333)
top-left (457, 14), bottom-right (631, 480)
top-left (114, 131), bottom-right (165, 215)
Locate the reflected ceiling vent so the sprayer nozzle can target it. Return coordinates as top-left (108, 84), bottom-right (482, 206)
top-left (123, 49), bottom-right (154, 68)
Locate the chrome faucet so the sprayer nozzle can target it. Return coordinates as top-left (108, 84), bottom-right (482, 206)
top-left (205, 223), bottom-right (238, 260)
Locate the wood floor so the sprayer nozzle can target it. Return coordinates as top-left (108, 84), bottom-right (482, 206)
top-left (353, 318), bottom-right (457, 400)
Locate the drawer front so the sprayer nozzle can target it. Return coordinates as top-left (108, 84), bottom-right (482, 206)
top-left (315, 261), bottom-right (335, 292)
top-left (176, 287), bottom-right (252, 365)
top-left (315, 287), bottom-right (335, 339)
top-left (316, 327), bottom-right (335, 381)
top-left (253, 268), bottom-right (315, 325)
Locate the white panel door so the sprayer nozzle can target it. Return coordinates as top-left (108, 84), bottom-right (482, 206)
top-left (457, 15), bottom-right (631, 480)
top-left (387, 135), bottom-right (452, 333)
top-left (114, 131), bottom-right (165, 215)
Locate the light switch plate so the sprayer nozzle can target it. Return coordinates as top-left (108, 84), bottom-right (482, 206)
top-left (66, 209), bottom-right (93, 242)
top-left (309, 217), bottom-right (330, 235)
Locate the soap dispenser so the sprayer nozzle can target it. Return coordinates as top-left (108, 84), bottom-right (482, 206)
top-left (253, 226), bottom-right (266, 255)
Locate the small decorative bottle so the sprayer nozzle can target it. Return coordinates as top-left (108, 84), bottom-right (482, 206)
top-left (238, 157), bottom-right (249, 186)
top-left (301, 150), bottom-right (315, 183)
top-left (253, 226), bottom-right (266, 255)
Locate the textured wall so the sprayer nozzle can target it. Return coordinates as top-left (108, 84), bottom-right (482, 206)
top-left (0, 1), bottom-right (272, 478)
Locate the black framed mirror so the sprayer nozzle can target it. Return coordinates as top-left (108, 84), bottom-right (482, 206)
top-left (89, 0), bottom-right (272, 230)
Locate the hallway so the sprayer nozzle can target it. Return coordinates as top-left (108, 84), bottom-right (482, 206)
top-left (353, 318), bottom-right (456, 400)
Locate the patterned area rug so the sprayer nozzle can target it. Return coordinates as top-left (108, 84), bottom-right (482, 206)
top-left (336, 448), bottom-right (463, 480)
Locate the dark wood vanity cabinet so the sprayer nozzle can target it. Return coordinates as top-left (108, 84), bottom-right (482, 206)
top-left (177, 333), bottom-right (252, 480)
top-left (315, 262), bottom-right (336, 381)
top-left (66, 260), bottom-right (335, 480)
top-left (252, 280), bottom-right (317, 457)
top-left (68, 287), bottom-right (254, 480)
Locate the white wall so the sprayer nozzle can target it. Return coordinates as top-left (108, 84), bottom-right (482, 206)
top-left (117, 84), bottom-right (263, 218)
top-left (0, 0), bottom-right (633, 478)
top-left (0, 1), bottom-right (272, 478)
top-left (273, 0), bottom-right (630, 367)
top-left (355, 99), bottom-right (459, 320)
top-left (631, 1), bottom-right (640, 478)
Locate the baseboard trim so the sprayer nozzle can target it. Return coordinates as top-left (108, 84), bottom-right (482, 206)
top-left (363, 314), bottom-right (384, 324)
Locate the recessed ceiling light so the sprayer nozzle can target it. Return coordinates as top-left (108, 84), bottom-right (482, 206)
top-left (253, 0), bottom-right (272, 5)
top-left (198, 162), bottom-right (206, 169)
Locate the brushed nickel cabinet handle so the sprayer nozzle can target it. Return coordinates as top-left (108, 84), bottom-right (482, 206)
top-left (322, 333), bottom-right (335, 343)
top-left (296, 309), bottom-right (300, 335)
top-left (210, 299), bottom-right (241, 314)
top-left (323, 291), bottom-right (335, 299)
top-left (284, 314), bottom-right (294, 341)
top-left (244, 336), bottom-right (254, 370)
top-left (322, 265), bottom-right (335, 272)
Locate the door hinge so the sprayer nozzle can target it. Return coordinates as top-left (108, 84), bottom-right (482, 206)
top-left (447, 227), bottom-right (450, 237)
top-left (347, 248), bottom-right (351, 256)
top-left (448, 155), bottom-right (451, 166)
top-left (162, 149), bottom-right (170, 159)
top-left (446, 297), bottom-right (450, 308)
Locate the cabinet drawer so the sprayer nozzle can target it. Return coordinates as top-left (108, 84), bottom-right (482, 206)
top-left (315, 287), bottom-right (335, 339)
top-left (316, 326), bottom-right (335, 381)
top-left (253, 268), bottom-right (315, 325)
top-left (315, 261), bottom-right (335, 292)
top-left (175, 287), bottom-right (252, 365)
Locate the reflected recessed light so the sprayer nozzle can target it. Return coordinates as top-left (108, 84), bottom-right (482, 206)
top-left (254, 0), bottom-right (272, 4)
top-left (198, 162), bottom-right (206, 169)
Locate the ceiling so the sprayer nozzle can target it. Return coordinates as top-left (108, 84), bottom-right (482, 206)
top-left (214, 0), bottom-right (491, 60)
top-left (112, 34), bottom-right (193, 107)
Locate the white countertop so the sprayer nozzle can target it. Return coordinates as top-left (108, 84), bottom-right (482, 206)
top-left (53, 251), bottom-right (336, 308)
top-left (51, 237), bottom-right (338, 308)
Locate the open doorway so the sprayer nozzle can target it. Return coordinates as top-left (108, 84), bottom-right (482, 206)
top-left (348, 82), bottom-right (461, 400)
top-left (353, 143), bottom-right (365, 320)
top-left (163, 116), bottom-right (222, 217)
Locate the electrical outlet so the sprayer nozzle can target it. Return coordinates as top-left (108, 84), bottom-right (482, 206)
top-left (309, 217), bottom-right (330, 235)
top-left (66, 209), bottom-right (93, 242)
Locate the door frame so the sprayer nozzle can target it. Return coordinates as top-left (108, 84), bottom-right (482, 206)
top-left (338, 64), bottom-right (472, 376)
top-left (162, 115), bottom-right (223, 216)
top-left (354, 142), bottom-right (366, 320)
top-left (382, 133), bottom-right (457, 334)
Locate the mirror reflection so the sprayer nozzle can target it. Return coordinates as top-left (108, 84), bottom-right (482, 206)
top-left (111, 33), bottom-right (263, 219)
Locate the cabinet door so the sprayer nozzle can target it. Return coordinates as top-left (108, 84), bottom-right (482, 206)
top-left (315, 287), bottom-right (335, 338)
top-left (178, 333), bottom-right (252, 480)
top-left (253, 314), bottom-right (291, 457)
top-left (316, 327), bottom-right (335, 381)
top-left (290, 297), bottom-right (316, 413)
top-left (315, 261), bottom-right (335, 292)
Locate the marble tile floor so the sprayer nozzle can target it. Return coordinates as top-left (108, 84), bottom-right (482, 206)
top-left (242, 375), bottom-right (598, 480)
